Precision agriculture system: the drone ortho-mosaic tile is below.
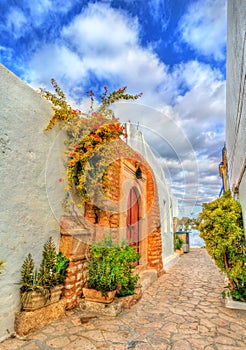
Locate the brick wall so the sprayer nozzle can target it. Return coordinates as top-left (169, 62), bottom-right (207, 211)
top-left (60, 141), bottom-right (164, 308)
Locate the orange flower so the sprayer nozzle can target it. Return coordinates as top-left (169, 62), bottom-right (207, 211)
top-left (58, 178), bottom-right (63, 182)
top-left (69, 160), bottom-right (75, 166)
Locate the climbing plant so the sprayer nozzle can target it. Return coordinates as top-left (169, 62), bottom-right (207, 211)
top-left (197, 191), bottom-right (246, 301)
top-left (42, 81), bottom-right (142, 208)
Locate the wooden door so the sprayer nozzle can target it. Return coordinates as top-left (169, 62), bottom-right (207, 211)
top-left (126, 188), bottom-right (139, 253)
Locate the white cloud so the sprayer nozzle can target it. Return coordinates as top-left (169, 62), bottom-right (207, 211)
top-left (22, 1), bottom-right (226, 208)
top-left (27, 3), bottom-right (175, 106)
top-left (27, 45), bottom-right (86, 87)
top-left (178, 0), bottom-right (227, 61)
top-left (24, 0), bottom-right (75, 26)
top-left (62, 3), bottom-right (139, 57)
top-left (4, 7), bottom-right (28, 39)
top-left (172, 60), bottom-right (223, 91)
top-left (147, 0), bottom-right (170, 30)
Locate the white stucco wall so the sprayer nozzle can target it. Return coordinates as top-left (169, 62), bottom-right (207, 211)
top-left (125, 122), bottom-right (177, 268)
top-left (0, 64), bottom-right (177, 340)
top-left (226, 1), bottom-right (246, 231)
top-left (0, 65), bottom-right (64, 341)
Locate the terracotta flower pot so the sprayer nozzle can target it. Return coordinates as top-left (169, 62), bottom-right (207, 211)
top-left (82, 287), bottom-right (116, 304)
top-left (175, 247), bottom-right (184, 255)
top-left (21, 285), bottom-right (63, 311)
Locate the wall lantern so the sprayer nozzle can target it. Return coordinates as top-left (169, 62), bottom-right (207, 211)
top-left (135, 166), bottom-right (142, 179)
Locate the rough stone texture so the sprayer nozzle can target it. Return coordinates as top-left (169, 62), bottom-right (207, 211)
top-left (139, 269), bottom-right (157, 291)
top-left (60, 155), bottom-right (165, 308)
top-left (80, 287), bottom-right (142, 317)
top-left (80, 299), bottom-right (123, 317)
top-left (83, 154), bottom-right (164, 275)
top-left (2, 249), bottom-right (246, 350)
top-left (226, 0), bottom-right (246, 232)
top-left (0, 65), bottom-right (65, 341)
top-left (15, 299), bottom-right (66, 336)
top-left (63, 259), bottom-right (87, 309)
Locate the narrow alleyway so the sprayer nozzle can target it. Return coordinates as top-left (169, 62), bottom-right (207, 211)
top-left (1, 248), bottom-right (246, 350)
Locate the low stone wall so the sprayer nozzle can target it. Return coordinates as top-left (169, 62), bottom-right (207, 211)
top-left (15, 299), bottom-right (66, 336)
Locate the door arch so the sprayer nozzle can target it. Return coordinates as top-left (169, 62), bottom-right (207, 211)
top-left (126, 187), bottom-right (140, 254)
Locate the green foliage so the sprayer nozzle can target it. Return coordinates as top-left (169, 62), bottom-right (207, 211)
top-left (19, 237), bottom-right (69, 295)
top-left (42, 81), bottom-right (143, 209)
top-left (40, 237), bottom-right (57, 288)
top-left (19, 254), bottom-right (49, 307)
top-left (86, 238), bottom-right (140, 297)
top-left (41, 78), bottom-right (77, 131)
top-left (55, 252), bottom-right (70, 284)
top-left (174, 235), bottom-right (184, 250)
top-left (177, 217), bottom-right (196, 231)
top-left (40, 237), bottom-right (69, 288)
top-left (197, 191), bottom-right (246, 301)
top-left (20, 253), bottom-right (35, 288)
top-left (0, 261), bottom-right (5, 276)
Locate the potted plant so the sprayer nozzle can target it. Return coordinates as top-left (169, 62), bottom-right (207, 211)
top-left (174, 234), bottom-right (184, 255)
top-left (83, 238), bottom-right (140, 303)
top-left (19, 237), bottom-right (69, 311)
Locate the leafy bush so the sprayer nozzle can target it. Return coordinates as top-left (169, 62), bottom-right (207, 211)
top-left (40, 237), bottom-right (69, 288)
top-left (197, 191), bottom-right (246, 301)
top-left (20, 237), bottom-right (69, 294)
top-left (86, 238), bottom-right (140, 297)
top-left (174, 235), bottom-right (184, 250)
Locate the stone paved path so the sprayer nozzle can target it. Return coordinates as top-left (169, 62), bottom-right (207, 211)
top-left (1, 248), bottom-right (246, 350)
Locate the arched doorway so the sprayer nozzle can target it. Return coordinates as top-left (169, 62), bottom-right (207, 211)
top-left (126, 187), bottom-right (140, 254)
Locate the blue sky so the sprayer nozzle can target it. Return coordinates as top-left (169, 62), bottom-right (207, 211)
top-left (0, 0), bottom-right (227, 216)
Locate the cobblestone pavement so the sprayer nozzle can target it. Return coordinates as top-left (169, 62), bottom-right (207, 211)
top-left (1, 248), bottom-right (246, 350)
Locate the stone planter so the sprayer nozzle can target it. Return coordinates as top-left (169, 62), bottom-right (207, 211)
top-left (175, 247), bottom-right (184, 255)
top-left (225, 296), bottom-right (246, 310)
top-left (83, 287), bottom-right (116, 304)
top-left (21, 285), bottom-right (63, 311)
top-left (15, 299), bottom-right (66, 336)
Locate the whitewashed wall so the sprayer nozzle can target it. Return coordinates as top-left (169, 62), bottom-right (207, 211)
top-left (0, 65), bottom-right (177, 341)
top-left (0, 65), bottom-right (64, 341)
top-left (226, 1), bottom-right (246, 232)
top-left (125, 122), bottom-right (178, 270)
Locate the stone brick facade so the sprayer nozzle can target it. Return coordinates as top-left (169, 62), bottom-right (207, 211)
top-left (60, 140), bottom-right (164, 308)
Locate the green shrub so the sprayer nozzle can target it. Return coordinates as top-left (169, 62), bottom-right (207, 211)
top-left (174, 235), bottom-right (184, 250)
top-left (20, 237), bottom-right (69, 294)
top-left (197, 191), bottom-right (246, 301)
top-left (86, 238), bottom-right (140, 297)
